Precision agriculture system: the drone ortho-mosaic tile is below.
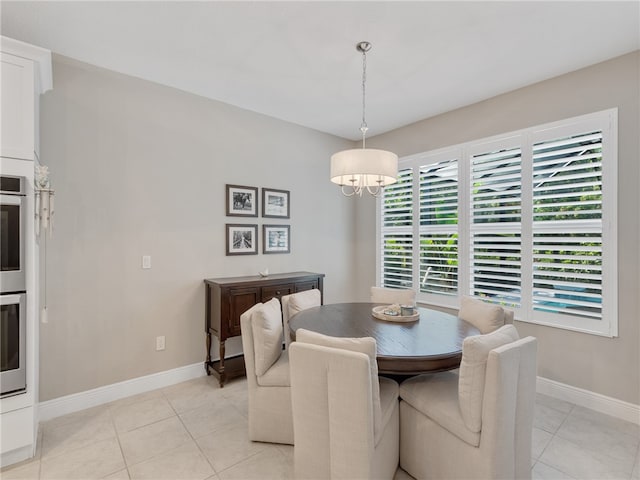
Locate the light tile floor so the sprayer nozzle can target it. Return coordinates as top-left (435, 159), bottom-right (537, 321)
top-left (2, 376), bottom-right (639, 479)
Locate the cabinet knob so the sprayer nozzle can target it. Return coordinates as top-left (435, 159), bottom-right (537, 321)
top-left (276, 291), bottom-right (281, 295)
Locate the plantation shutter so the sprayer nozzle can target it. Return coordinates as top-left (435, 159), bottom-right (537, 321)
top-left (378, 110), bottom-right (615, 336)
top-left (469, 144), bottom-right (522, 307)
top-left (531, 131), bottom-right (603, 319)
top-left (381, 168), bottom-right (413, 288)
top-left (419, 159), bottom-right (458, 296)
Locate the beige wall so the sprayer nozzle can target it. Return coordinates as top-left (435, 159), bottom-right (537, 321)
top-left (38, 56), bottom-right (355, 401)
top-left (39, 50), bottom-right (640, 405)
top-left (357, 51), bottom-right (640, 404)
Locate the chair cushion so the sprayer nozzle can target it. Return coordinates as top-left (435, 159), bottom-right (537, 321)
top-left (504, 308), bottom-right (515, 324)
top-left (257, 350), bottom-right (290, 387)
top-left (287, 289), bottom-right (321, 318)
top-left (458, 324), bottom-right (520, 432)
top-left (296, 329), bottom-right (383, 443)
top-left (458, 296), bottom-right (506, 334)
top-left (370, 286), bottom-right (416, 306)
top-left (251, 297), bottom-right (283, 377)
top-left (400, 372), bottom-right (480, 447)
top-left (378, 376), bottom-right (399, 444)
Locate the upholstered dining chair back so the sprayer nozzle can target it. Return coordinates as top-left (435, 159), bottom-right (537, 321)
top-left (399, 325), bottom-right (537, 479)
top-left (370, 286), bottom-right (416, 306)
top-left (458, 295), bottom-right (514, 334)
top-left (281, 289), bottom-right (321, 348)
top-left (239, 299), bottom-right (293, 445)
top-left (290, 330), bottom-right (399, 479)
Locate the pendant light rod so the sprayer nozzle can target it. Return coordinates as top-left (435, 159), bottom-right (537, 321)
top-left (357, 41), bottom-right (371, 146)
top-left (330, 41), bottom-right (398, 197)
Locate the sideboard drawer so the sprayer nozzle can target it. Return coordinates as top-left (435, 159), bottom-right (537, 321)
top-left (295, 279), bottom-right (319, 292)
top-left (261, 283), bottom-right (294, 302)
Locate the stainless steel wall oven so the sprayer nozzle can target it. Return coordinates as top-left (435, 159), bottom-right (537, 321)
top-left (1, 293), bottom-right (26, 396)
top-left (1, 175), bottom-right (27, 396)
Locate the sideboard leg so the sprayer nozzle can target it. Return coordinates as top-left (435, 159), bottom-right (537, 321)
top-left (219, 341), bottom-right (226, 388)
top-left (205, 331), bottom-right (212, 375)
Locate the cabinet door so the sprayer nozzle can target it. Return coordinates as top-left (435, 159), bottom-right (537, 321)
top-left (261, 283), bottom-right (294, 303)
top-left (227, 287), bottom-right (260, 337)
top-left (1, 53), bottom-right (34, 160)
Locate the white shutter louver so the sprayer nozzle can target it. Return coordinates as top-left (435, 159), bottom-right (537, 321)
top-left (419, 159), bottom-right (458, 296)
top-left (381, 168), bottom-right (413, 289)
top-left (470, 146), bottom-right (522, 307)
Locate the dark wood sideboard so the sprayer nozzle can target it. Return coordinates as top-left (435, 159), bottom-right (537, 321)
top-left (204, 271), bottom-right (325, 386)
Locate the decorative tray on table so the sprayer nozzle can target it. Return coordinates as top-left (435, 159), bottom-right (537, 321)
top-left (372, 304), bottom-right (420, 323)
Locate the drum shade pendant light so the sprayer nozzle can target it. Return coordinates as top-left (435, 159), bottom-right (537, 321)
top-left (330, 41), bottom-right (398, 197)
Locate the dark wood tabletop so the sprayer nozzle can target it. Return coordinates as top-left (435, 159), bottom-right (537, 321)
top-left (288, 302), bottom-right (481, 375)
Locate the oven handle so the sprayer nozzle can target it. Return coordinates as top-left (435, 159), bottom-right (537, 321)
top-left (0, 194), bottom-right (24, 205)
top-left (0, 293), bottom-right (25, 305)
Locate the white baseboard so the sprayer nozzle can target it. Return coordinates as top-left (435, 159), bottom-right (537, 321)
top-left (38, 362), bottom-right (205, 422)
top-left (537, 376), bottom-right (640, 426)
top-left (37, 364), bottom-right (640, 427)
top-left (1, 444), bottom-right (34, 469)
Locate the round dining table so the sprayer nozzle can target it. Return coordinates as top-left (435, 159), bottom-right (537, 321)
top-left (288, 302), bottom-right (481, 375)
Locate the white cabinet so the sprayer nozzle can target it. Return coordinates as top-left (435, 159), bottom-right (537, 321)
top-left (0, 36), bottom-right (51, 468)
top-left (0, 406), bottom-right (34, 454)
top-left (1, 52), bottom-right (35, 160)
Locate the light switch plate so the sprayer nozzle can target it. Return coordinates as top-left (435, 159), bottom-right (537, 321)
top-left (142, 255), bottom-right (151, 269)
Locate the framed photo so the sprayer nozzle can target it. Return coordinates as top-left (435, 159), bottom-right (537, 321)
top-left (226, 224), bottom-right (258, 255)
top-left (263, 225), bottom-right (290, 254)
top-left (262, 188), bottom-right (290, 218)
top-left (226, 184), bottom-right (258, 217)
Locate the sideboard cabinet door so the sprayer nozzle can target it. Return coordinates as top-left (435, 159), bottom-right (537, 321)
top-left (226, 287), bottom-right (260, 337)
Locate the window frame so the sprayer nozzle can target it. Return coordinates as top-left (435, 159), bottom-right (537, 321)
top-left (377, 109), bottom-right (618, 337)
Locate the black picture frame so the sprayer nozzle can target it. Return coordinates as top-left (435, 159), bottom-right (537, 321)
top-left (262, 188), bottom-right (290, 219)
top-left (226, 184), bottom-right (258, 217)
top-left (263, 224), bottom-right (291, 254)
top-left (226, 224), bottom-right (258, 255)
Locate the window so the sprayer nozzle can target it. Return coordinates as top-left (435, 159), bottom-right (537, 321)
top-left (378, 109), bottom-right (617, 337)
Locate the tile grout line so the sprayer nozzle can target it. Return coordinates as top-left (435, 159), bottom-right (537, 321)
top-left (534, 460), bottom-right (578, 480)
top-left (542, 402), bottom-right (640, 480)
top-left (170, 378), bottom-right (280, 478)
top-left (165, 385), bottom-right (221, 480)
top-left (36, 425), bottom-right (43, 480)
top-left (108, 398), bottom-right (132, 480)
top-left (118, 387), bottom-right (200, 476)
top-left (216, 449), bottom-right (279, 477)
top-left (632, 443), bottom-right (640, 480)
top-left (535, 402), bottom-right (576, 479)
top-left (37, 408), bottom-right (119, 472)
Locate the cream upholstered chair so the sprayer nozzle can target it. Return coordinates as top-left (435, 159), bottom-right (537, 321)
top-left (289, 329), bottom-right (399, 479)
top-left (239, 298), bottom-right (293, 445)
top-left (370, 286), bottom-right (416, 306)
top-left (281, 289), bottom-right (321, 348)
top-left (458, 295), bottom-right (515, 334)
top-left (399, 325), bottom-right (537, 479)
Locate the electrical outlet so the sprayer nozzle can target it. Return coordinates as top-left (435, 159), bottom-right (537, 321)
top-left (142, 255), bottom-right (151, 269)
top-left (156, 335), bottom-right (165, 351)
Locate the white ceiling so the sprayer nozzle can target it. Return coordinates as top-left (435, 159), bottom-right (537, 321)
top-left (2, 1), bottom-right (639, 140)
